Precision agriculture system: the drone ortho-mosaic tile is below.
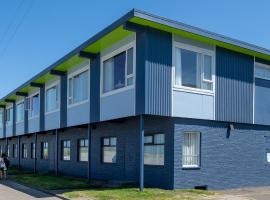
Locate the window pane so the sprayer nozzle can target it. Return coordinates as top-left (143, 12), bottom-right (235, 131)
top-left (110, 137), bottom-right (117, 146)
top-left (30, 94), bottom-right (39, 117)
top-left (73, 71), bottom-right (88, 103)
top-left (183, 132), bottom-right (200, 167)
top-left (181, 49), bottom-right (200, 88)
top-left (175, 47), bottom-right (182, 85)
top-left (144, 136), bottom-right (153, 144)
top-left (154, 134), bottom-right (165, 144)
top-left (103, 146), bottom-right (116, 163)
top-left (0, 111), bottom-right (3, 128)
top-left (103, 138), bottom-right (110, 146)
top-left (114, 52), bottom-right (126, 90)
top-left (16, 103), bottom-right (24, 123)
top-left (103, 58), bottom-right (114, 93)
top-left (79, 147), bottom-right (88, 162)
top-left (202, 82), bottom-right (212, 90)
top-left (204, 55), bottom-right (212, 80)
top-left (144, 145), bottom-right (164, 165)
top-left (127, 48), bottom-right (133, 76)
top-left (127, 77), bottom-right (133, 86)
top-left (46, 86), bottom-right (58, 112)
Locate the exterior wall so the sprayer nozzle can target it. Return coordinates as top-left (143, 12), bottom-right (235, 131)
top-left (215, 47), bottom-right (254, 123)
top-left (136, 28), bottom-right (172, 116)
top-left (28, 117), bottom-right (39, 133)
top-left (0, 128), bottom-right (3, 138)
top-left (16, 122), bottom-right (24, 135)
top-left (20, 135), bottom-right (35, 170)
top-left (67, 61), bottom-right (90, 127)
top-left (255, 78), bottom-right (270, 125)
top-left (100, 34), bottom-right (136, 121)
top-left (7, 137), bottom-right (19, 166)
top-left (58, 127), bottom-right (88, 177)
top-left (172, 91), bottom-right (214, 120)
top-left (173, 118), bottom-right (270, 189)
top-left (6, 125), bottom-right (13, 137)
top-left (91, 116), bottom-right (174, 189)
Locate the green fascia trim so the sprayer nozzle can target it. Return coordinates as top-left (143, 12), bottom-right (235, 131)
top-left (130, 17), bottom-right (270, 61)
top-left (83, 26), bottom-right (132, 53)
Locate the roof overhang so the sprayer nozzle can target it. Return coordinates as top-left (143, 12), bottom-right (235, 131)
top-left (1, 9), bottom-right (270, 105)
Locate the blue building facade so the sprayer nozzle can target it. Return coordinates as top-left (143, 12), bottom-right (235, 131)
top-left (0, 9), bottom-right (270, 189)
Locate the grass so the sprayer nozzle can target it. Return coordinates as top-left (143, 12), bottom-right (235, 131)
top-left (9, 169), bottom-right (216, 200)
top-left (63, 188), bottom-right (215, 200)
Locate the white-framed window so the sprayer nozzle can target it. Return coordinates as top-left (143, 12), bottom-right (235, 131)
top-left (6, 106), bottom-right (13, 125)
top-left (174, 42), bottom-right (215, 93)
top-left (45, 83), bottom-right (59, 113)
top-left (144, 133), bottom-right (165, 166)
top-left (101, 42), bottom-right (135, 96)
top-left (27, 93), bottom-right (40, 118)
top-left (255, 62), bottom-right (270, 80)
top-left (0, 110), bottom-right (3, 128)
top-left (68, 67), bottom-right (89, 105)
top-left (16, 101), bottom-right (24, 123)
top-left (182, 132), bottom-right (201, 168)
top-left (267, 151), bottom-right (270, 163)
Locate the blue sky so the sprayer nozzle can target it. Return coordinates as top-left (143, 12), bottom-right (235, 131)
top-left (0, 0), bottom-right (270, 98)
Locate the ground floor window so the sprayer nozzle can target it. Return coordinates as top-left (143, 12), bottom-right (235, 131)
top-left (41, 142), bottom-right (49, 160)
top-left (31, 143), bottom-right (36, 159)
top-left (0, 145), bottom-right (2, 156)
top-left (144, 133), bottom-right (165, 165)
top-left (102, 137), bottom-right (117, 163)
top-left (7, 145), bottom-right (10, 157)
top-left (78, 139), bottom-right (88, 162)
top-left (22, 143), bottom-right (27, 159)
top-left (61, 140), bottom-right (71, 161)
top-left (13, 144), bottom-right (17, 158)
top-left (182, 132), bottom-right (201, 168)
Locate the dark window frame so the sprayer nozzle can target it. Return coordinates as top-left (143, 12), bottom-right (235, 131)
top-left (101, 137), bottom-right (117, 164)
top-left (61, 140), bottom-right (71, 161)
top-left (41, 142), bottom-right (49, 160)
top-left (31, 143), bottom-right (36, 159)
top-left (78, 138), bottom-right (88, 162)
top-left (12, 144), bottom-right (17, 158)
top-left (22, 143), bottom-right (27, 159)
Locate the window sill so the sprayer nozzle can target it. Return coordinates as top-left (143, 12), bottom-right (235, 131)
top-left (144, 164), bottom-right (165, 168)
top-left (182, 166), bottom-right (200, 170)
top-left (173, 86), bottom-right (214, 96)
top-left (101, 85), bottom-right (134, 98)
top-left (67, 100), bottom-right (89, 109)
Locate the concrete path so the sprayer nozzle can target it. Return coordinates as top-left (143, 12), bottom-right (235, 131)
top-left (0, 180), bottom-right (61, 200)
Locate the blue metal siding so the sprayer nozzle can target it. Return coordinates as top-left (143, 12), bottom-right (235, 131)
top-left (90, 54), bottom-right (100, 123)
top-left (136, 28), bottom-right (172, 116)
top-left (144, 29), bottom-right (172, 116)
top-left (28, 117), bottom-right (39, 133)
top-left (216, 47), bottom-right (254, 123)
top-left (39, 86), bottom-right (45, 132)
top-left (173, 118), bottom-right (270, 189)
top-left (254, 78), bottom-right (270, 125)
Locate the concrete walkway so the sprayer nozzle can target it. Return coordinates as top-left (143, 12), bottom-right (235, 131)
top-left (0, 180), bottom-right (61, 200)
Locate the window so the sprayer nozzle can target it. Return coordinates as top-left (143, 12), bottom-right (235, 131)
top-left (78, 139), bottom-right (88, 162)
top-left (7, 145), bottom-right (10, 157)
top-left (182, 132), bottom-right (201, 168)
top-left (6, 107), bottom-right (13, 124)
top-left (68, 70), bottom-right (88, 105)
top-left (22, 143), bottom-right (27, 159)
top-left (267, 152), bottom-right (270, 163)
top-left (255, 62), bottom-right (270, 80)
top-left (144, 133), bottom-right (165, 165)
top-left (61, 140), bottom-right (71, 161)
top-left (41, 142), bottom-right (48, 159)
top-left (31, 143), bottom-right (36, 159)
top-left (174, 46), bottom-right (214, 91)
top-left (13, 144), bottom-right (17, 158)
top-left (0, 110), bottom-right (3, 128)
top-left (102, 47), bottom-right (134, 94)
top-left (0, 146), bottom-right (2, 156)
top-left (28, 94), bottom-right (39, 118)
top-left (16, 102), bottom-right (24, 123)
top-left (102, 137), bottom-right (117, 163)
top-left (46, 85), bottom-right (59, 112)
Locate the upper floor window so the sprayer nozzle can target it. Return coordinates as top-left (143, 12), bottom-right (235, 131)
top-left (174, 44), bottom-right (214, 91)
top-left (255, 62), bottom-right (270, 80)
top-left (102, 45), bottom-right (134, 94)
top-left (46, 84), bottom-right (59, 113)
top-left (6, 107), bottom-right (13, 124)
top-left (16, 102), bottom-right (24, 123)
top-left (68, 69), bottom-right (88, 105)
top-left (28, 93), bottom-right (39, 118)
top-left (0, 110), bottom-right (3, 128)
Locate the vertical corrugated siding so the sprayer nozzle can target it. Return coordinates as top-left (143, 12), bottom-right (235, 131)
top-left (144, 28), bottom-right (172, 116)
top-left (216, 47), bottom-right (254, 123)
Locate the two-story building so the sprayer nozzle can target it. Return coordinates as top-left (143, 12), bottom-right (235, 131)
top-left (0, 9), bottom-right (270, 190)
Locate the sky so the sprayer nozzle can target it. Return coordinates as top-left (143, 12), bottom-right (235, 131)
top-left (0, 0), bottom-right (270, 98)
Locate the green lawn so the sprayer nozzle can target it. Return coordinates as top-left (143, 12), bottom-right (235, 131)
top-left (10, 170), bottom-right (215, 200)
